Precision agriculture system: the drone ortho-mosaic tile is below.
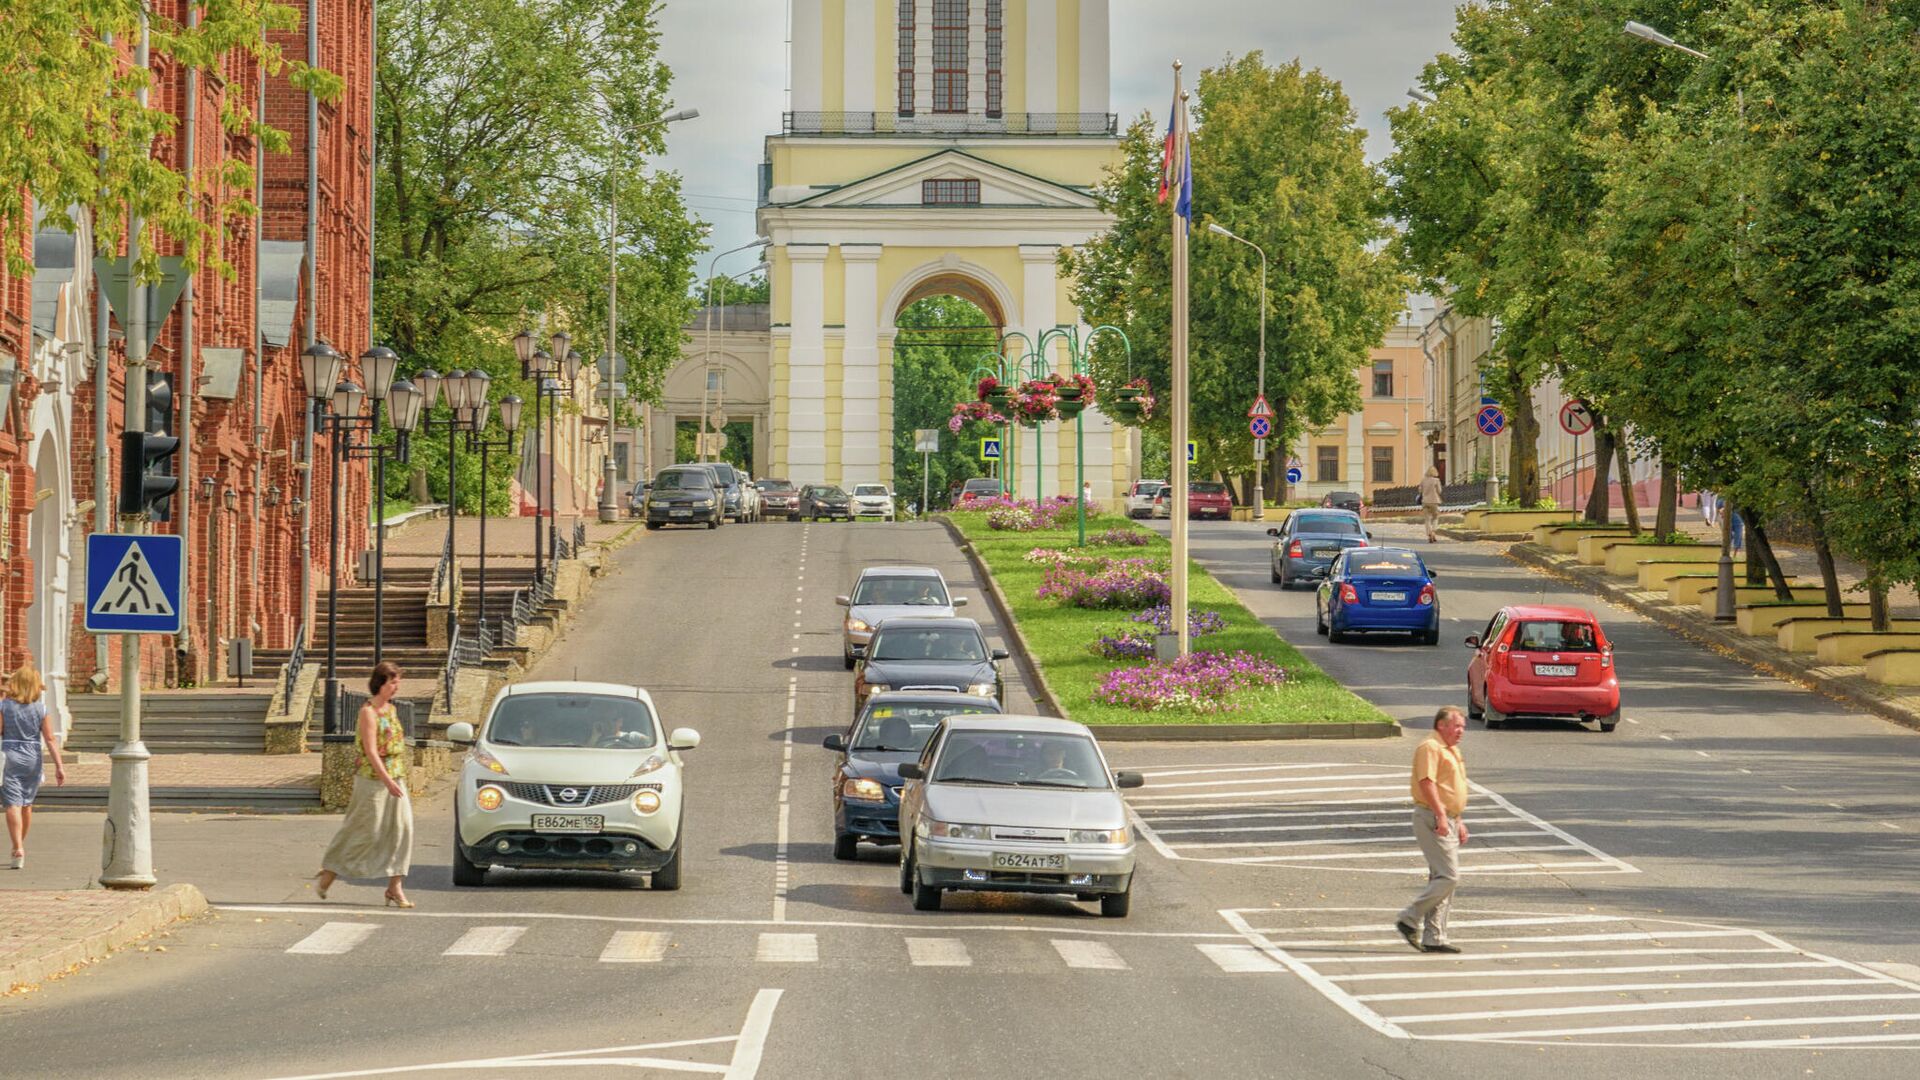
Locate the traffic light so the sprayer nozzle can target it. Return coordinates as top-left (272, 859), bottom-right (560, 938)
top-left (118, 430), bottom-right (181, 518)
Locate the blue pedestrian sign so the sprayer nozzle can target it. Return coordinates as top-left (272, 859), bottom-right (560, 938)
top-left (85, 534), bottom-right (184, 634)
top-left (1286, 465), bottom-right (1304, 485)
top-left (1476, 405), bottom-right (1508, 437)
top-left (979, 437), bottom-right (1003, 461)
top-left (1187, 441), bottom-right (1197, 464)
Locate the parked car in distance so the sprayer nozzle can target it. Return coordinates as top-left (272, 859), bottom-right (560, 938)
top-left (756, 478), bottom-right (800, 520)
top-left (1150, 488), bottom-right (1173, 519)
top-left (644, 466), bottom-right (723, 530)
top-left (626, 480), bottom-right (649, 517)
top-left (896, 715), bottom-right (1144, 917)
top-left (1321, 490), bottom-right (1365, 516)
top-left (853, 616), bottom-right (1007, 717)
top-left (703, 462), bottom-right (752, 522)
top-left (823, 691), bottom-right (1004, 859)
top-left (1466, 605), bottom-right (1620, 732)
top-left (956, 477), bottom-right (1003, 506)
top-left (1268, 509), bottom-right (1369, 587)
top-left (837, 566), bottom-right (966, 669)
top-left (1188, 481), bottom-right (1233, 520)
top-left (446, 681), bottom-right (700, 890)
top-left (851, 483), bottom-right (896, 522)
top-left (1124, 480), bottom-right (1166, 519)
top-left (736, 470), bottom-right (762, 522)
top-left (800, 484), bottom-right (852, 521)
top-left (1315, 548), bottom-right (1439, 645)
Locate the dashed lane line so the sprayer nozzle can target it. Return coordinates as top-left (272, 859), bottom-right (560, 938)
top-left (905, 937), bottom-right (972, 967)
top-left (756, 932), bottom-right (818, 963)
top-left (599, 931), bottom-right (670, 963)
top-left (442, 925), bottom-right (526, 956)
top-left (1052, 940), bottom-right (1129, 971)
top-left (285, 922), bottom-right (379, 955)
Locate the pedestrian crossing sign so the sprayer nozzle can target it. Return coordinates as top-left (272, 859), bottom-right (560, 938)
top-left (85, 533), bottom-right (184, 634)
top-left (980, 437), bottom-right (1003, 461)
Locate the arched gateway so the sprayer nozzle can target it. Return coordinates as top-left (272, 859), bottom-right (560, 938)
top-left (752, 0), bottom-right (1137, 497)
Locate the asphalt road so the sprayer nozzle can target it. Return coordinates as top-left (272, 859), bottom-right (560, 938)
top-left (2, 517), bottom-right (1915, 1078)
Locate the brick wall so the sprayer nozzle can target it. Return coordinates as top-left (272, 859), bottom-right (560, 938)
top-left (0, 223), bottom-right (36, 671)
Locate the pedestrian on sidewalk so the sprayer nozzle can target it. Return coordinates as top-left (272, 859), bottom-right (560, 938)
top-left (1395, 706), bottom-right (1469, 954)
top-left (1419, 467), bottom-right (1444, 544)
top-left (2, 661), bottom-right (64, 869)
top-left (315, 662), bottom-right (415, 907)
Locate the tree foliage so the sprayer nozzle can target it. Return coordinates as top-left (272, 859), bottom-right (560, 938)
top-left (891, 296), bottom-right (997, 507)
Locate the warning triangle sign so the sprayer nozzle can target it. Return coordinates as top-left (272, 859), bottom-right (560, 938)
top-left (1247, 395), bottom-right (1273, 419)
top-left (91, 541), bottom-right (176, 618)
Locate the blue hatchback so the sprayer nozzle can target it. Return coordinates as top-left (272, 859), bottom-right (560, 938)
top-left (1315, 548), bottom-right (1440, 645)
top-left (822, 691), bottom-right (1003, 860)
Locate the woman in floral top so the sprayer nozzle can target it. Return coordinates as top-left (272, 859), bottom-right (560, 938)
top-left (316, 661), bottom-right (415, 906)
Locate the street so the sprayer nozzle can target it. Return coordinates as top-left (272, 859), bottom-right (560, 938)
top-left (3, 520), bottom-right (1917, 1078)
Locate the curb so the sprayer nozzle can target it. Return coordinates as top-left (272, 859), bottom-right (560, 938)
top-left (2, 883), bottom-right (209, 996)
top-left (1505, 542), bottom-right (1920, 734)
top-left (938, 518), bottom-right (1066, 720)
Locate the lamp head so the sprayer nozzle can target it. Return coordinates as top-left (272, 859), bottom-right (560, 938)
top-left (332, 380), bottom-right (365, 422)
top-left (564, 348), bottom-right (583, 383)
top-left (549, 331), bottom-right (571, 361)
top-left (360, 346), bottom-right (400, 401)
top-left (513, 328), bottom-right (535, 366)
top-left (300, 340), bottom-right (344, 402)
top-left (388, 378), bottom-right (424, 433)
top-left (414, 368), bottom-right (441, 411)
top-left (498, 394), bottom-right (525, 434)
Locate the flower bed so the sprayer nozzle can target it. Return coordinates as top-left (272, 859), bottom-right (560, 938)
top-left (1087, 527), bottom-right (1151, 548)
top-left (1094, 651), bottom-right (1287, 714)
top-left (1036, 556), bottom-right (1171, 609)
top-left (1089, 605), bottom-right (1229, 659)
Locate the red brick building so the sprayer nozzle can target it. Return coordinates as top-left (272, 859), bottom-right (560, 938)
top-left (0, 228), bottom-right (42, 676)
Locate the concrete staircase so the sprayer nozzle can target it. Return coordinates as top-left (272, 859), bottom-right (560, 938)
top-left (254, 568), bottom-right (445, 681)
top-left (65, 690), bottom-right (279, 754)
top-left (457, 565), bottom-right (543, 668)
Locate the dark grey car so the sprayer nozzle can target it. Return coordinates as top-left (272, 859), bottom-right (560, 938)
top-left (1269, 510), bottom-right (1369, 588)
top-left (644, 467), bottom-right (722, 530)
top-left (852, 617), bottom-right (1007, 717)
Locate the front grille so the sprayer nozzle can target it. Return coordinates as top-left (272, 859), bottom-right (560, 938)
top-left (495, 781), bottom-right (660, 807)
top-left (901, 683), bottom-right (963, 692)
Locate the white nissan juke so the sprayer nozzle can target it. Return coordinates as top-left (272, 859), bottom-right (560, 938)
top-left (447, 681), bottom-right (699, 889)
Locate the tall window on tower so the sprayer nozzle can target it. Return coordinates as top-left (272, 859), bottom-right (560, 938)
top-left (933, 0), bottom-right (968, 114)
top-left (897, 0), bottom-right (915, 117)
top-left (986, 0), bottom-right (1003, 118)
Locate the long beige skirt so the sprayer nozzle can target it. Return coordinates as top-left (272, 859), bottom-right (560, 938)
top-left (321, 775), bottom-right (414, 879)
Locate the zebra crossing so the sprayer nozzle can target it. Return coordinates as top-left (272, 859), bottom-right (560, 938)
top-left (1222, 906), bottom-right (1920, 1048)
top-left (270, 917), bottom-right (1267, 976)
top-left (1125, 760), bottom-right (1637, 876)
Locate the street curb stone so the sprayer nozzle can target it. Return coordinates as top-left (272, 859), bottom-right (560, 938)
top-left (1506, 541), bottom-right (1920, 735)
top-left (938, 518), bottom-right (1067, 720)
top-left (1, 883), bottom-right (208, 996)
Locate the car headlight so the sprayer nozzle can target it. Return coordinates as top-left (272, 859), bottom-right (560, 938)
top-left (1069, 828), bottom-right (1130, 845)
top-left (841, 778), bottom-right (887, 801)
top-left (629, 752), bottom-right (668, 778)
top-left (471, 747), bottom-right (508, 775)
top-left (846, 618), bottom-right (872, 633)
top-left (475, 785), bottom-right (505, 811)
top-left (696, 498), bottom-right (715, 508)
top-left (631, 789), bottom-right (663, 814)
top-left (924, 820), bottom-right (991, 840)
top-left (965, 682), bottom-right (996, 697)
top-left (862, 682), bottom-right (888, 695)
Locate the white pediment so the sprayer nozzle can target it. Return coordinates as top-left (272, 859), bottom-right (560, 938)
top-left (794, 150), bottom-right (1097, 210)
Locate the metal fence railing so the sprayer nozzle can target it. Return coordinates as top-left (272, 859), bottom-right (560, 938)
top-left (281, 622), bottom-right (307, 706)
top-left (337, 689), bottom-right (423, 741)
top-left (782, 111), bottom-right (1116, 136)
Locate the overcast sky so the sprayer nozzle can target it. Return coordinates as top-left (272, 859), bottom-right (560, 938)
top-left (653, 1), bottom-right (1462, 265)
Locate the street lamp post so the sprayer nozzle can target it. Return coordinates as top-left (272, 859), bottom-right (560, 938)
top-left (513, 331), bottom-right (547, 580)
top-left (1034, 325), bottom-right (1135, 546)
top-left (415, 367), bottom-right (484, 647)
top-left (1206, 222), bottom-right (1268, 519)
top-left (540, 343), bottom-right (583, 561)
top-left (466, 395), bottom-right (523, 637)
top-left (967, 355), bottom-right (1015, 496)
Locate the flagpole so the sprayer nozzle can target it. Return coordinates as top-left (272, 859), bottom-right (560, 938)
top-left (1170, 65), bottom-right (1192, 657)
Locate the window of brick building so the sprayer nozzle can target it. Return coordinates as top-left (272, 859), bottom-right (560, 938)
top-left (1316, 446), bottom-right (1340, 483)
top-left (897, 1), bottom-right (915, 116)
top-left (1373, 359), bottom-right (1394, 397)
top-left (933, 0), bottom-right (968, 113)
top-left (922, 178), bottom-right (981, 205)
top-left (1372, 446), bottom-right (1395, 483)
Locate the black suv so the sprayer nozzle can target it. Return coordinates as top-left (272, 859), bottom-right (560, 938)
top-left (800, 484), bottom-right (851, 521)
top-left (644, 467), bottom-right (723, 529)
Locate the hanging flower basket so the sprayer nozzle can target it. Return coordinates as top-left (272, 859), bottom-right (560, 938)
top-left (1107, 379), bottom-right (1155, 424)
top-left (976, 375), bottom-right (1000, 402)
top-left (1010, 381), bottom-right (1060, 425)
top-left (1056, 397), bottom-right (1086, 419)
top-left (949, 400), bottom-right (1008, 433)
top-left (1049, 372), bottom-right (1096, 403)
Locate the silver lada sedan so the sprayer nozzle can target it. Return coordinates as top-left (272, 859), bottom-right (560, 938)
top-left (896, 715), bottom-right (1144, 917)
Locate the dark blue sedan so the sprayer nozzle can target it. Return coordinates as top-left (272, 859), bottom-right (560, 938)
top-left (1315, 548), bottom-right (1440, 645)
top-left (822, 691), bottom-right (1003, 860)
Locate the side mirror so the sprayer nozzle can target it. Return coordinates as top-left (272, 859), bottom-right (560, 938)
top-left (1265, 527), bottom-right (1282, 538)
top-left (951, 596), bottom-right (968, 607)
top-left (835, 595), bottom-right (851, 607)
top-left (447, 722), bottom-right (476, 744)
top-left (991, 648), bottom-right (1010, 661)
top-left (822, 733), bottom-right (847, 752)
top-left (1364, 530), bottom-right (1373, 540)
top-left (1427, 568), bottom-right (1438, 578)
top-left (851, 645), bottom-right (867, 659)
top-left (667, 727), bottom-right (701, 751)
top-left (1114, 771), bottom-right (1145, 789)
top-left (897, 763), bottom-right (925, 780)
top-left (1464, 635), bottom-right (1481, 649)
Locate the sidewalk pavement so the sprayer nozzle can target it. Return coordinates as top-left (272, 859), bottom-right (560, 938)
top-left (52, 753), bottom-right (321, 791)
top-left (381, 514), bottom-right (638, 562)
top-left (1, 885), bottom-right (207, 996)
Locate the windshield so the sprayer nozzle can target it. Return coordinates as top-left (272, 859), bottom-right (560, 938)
top-left (486, 693), bottom-right (657, 749)
top-left (1191, 482), bottom-right (1228, 495)
top-left (757, 480), bottom-right (793, 492)
top-left (653, 471), bottom-right (712, 493)
top-left (852, 575), bottom-right (948, 607)
top-left (1294, 514), bottom-right (1363, 536)
top-left (852, 701), bottom-right (998, 752)
top-left (962, 479), bottom-right (1000, 493)
top-left (1511, 620), bottom-right (1600, 652)
top-left (853, 485), bottom-right (889, 497)
top-left (1135, 482), bottom-right (1164, 494)
top-left (932, 731), bottom-right (1110, 789)
top-left (709, 464), bottom-right (737, 485)
top-left (1348, 552), bottom-right (1425, 576)
top-left (811, 486), bottom-right (847, 499)
top-left (870, 626), bottom-right (986, 662)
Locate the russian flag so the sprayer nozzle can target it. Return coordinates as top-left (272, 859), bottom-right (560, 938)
top-left (1157, 94), bottom-right (1192, 225)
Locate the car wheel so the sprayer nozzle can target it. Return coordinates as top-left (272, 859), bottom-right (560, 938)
top-left (1466, 681), bottom-right (1484, 721)
top-left (652, 830), bottom-right (684, 891)
top-left (843, 650), bottom-right (856, 671)
top-left (1483, 700), bottom-right (1504, 730)
top-left (1598, 709), bottom-right (1621, 733)
top-left (910, 863), bottom-right (942, 912)
top-left (833, 833), bottom-right (859, 861)
top-left (1315, 600), bottom-right (1328, 636)
top-left (1100, 886), bottom-right (1132, 919)
top-left (644, 522), bottom-right (661, 531)
top-left (899, 845), bottom-right (915, 895)
top-left (706, 518), bottom-right (719, 530)
top-left (451, 828), bottom-right (487, 887)
top-left (1271, 564), bottom-right (1284, 584)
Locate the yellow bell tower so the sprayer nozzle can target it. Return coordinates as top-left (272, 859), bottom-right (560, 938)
top-left (760, 0), bottom-right (1133, 496)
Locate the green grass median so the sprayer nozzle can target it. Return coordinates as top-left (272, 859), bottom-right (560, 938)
top-left (944, 511), bottom-right (1397, 728)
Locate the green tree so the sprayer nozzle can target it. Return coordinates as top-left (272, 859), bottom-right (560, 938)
top-left (697, 273), bottom-right (770, 306)
top-left (891, 296), bottom-right (997, 508)
top-left (0, 0), bottom-right (338, 276)
top-left (1064, 54), bottom-right (1404, 500)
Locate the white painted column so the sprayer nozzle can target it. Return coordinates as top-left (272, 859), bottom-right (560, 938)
top-left (786, 245), bottom-right (830, 483)
top-left (844, 0), bottom-right (876, 114)
top-left (967, 0), bottom-right (987, 114)
top-left (914, 0), bottom-right (933, 118)
top-left (792, 0), bottom-right (824, 113)
top-left (840, 245), bottom-right (885, 480)
top-left (1346, 411), bottom-right (1366, 490)
top-left (1020, 244), bottom-right (1058, 499)
top-left (1079, 0), bottom-right (1111, 118)
top-left (1026, 0), bottom-right (1058, 117)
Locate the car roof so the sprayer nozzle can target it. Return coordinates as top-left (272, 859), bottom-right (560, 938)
top-left (496, 681), bottom-right (656, 711)
top-left (857, 565), bottom-right (945, 579)
top-left (1501, 604), bottom-right (1598, 621)
top-left (870, 615), bottom-right (982, 631)
top-left (939, 714), bottom-right (1093, 736)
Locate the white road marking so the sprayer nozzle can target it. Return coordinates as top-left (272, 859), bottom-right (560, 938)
top-left (1871, 962), bottom-right (1920, 982)
top-left (1828, 802), bottom-right (1845, 810)
top-left (756, 932), bottom-right (818, 963)
top-left (1429, 1012), bottom-right (1920, 1043)
top-left (1052, 939), bottom-right (1128, 970)
top-left (1147, 772), bottom-right (1403, 790)
top-left (1718, 1031), bottom-right (1920, 1048)
top-left (1694, 750), bottom-right (1711, 758)
top-left (1624, 717), bottom-right (1640, 725)
top-left (1330, 961), bottom-right (1835, 982)
top-left (905, 937), bottom-right (972, 967)
top-left (773, 673), bottom-right (797, 923)
top-left (1197, 943), bottom-right (1288, 973)
top-left (1881, 822), bottom-right (1902, 830)
top-left (724, 989), bottom-right (785, 1080)
top-left (285, 922), bottom-right (379, 955)
top-left (1358, 978), bottom-right (1886, 1003)
top-left (442, 925), bottom-right (526, 957)
top-left (599, 931), bottom-right (670, 963)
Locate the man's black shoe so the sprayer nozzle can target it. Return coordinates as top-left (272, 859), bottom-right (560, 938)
top-left (1422, 943), bottom-right (1463, 954)
top-left (1395, 920), bottom-right (1421, 951)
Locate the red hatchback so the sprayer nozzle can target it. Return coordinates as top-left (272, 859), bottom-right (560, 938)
top-left (1188, 481), bottom-right (1233, 520)
top-left (1465, 605), bottom-right (1620, 732)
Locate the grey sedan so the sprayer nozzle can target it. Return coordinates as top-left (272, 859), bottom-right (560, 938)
top-left (1269, 509), bottom-right (1370, 588)
top-left (837, 566), bottom-right (967, 668)
top-left (897, 716), bottom-right (1144, 917)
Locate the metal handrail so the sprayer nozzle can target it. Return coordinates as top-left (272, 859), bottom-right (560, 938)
top-left (440, 623), bottom-right (462, 709)
top-left (429, 530), bottom-right (453, 606)
top-left (573, 520), bottom-right (587, 551)
top-left (281, 622), bottom-right (307, 706)
top-left (782, 110), bottom-right (1117, 136)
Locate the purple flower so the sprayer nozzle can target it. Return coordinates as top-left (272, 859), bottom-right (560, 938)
top-left (1093, 651), bottom-right (1287, 714)
top-left (1035, 557), bottom-right (1171, 608)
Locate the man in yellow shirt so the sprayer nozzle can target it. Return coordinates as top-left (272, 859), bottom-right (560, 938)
top-left (1396, 706), bottom-right (1469, 953)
